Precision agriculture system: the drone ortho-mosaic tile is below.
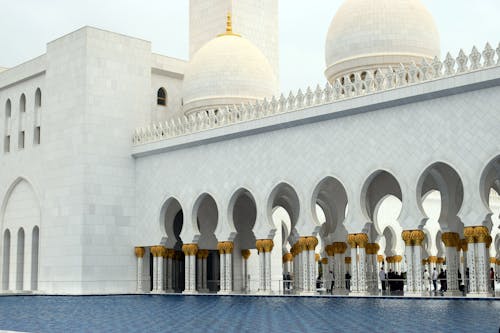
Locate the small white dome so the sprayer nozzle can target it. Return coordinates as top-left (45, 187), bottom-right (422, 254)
top-left (325, 0), bottom-right (441, 82)
top-left (183, 34), bottom-right (277, 115)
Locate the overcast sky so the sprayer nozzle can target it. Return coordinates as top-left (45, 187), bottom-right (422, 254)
top-left (1, 0), bottom-right (499, 93)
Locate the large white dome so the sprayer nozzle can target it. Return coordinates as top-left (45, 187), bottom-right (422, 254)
top-left (325, 0), bottom-right (441, 82)
top-left (183, 34), bottom-right (277, 115)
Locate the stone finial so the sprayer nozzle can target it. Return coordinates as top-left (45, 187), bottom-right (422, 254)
top-left (314, 84), bottom-right (323, 104)
top-left (444, 52), bottom-right (456, 76)
top-left (305, 86), bottom-right (314, 107)
top-left (431, 56), bottom-right (443, 78)
top-left (469, 46), bottom-right (482, 70)
top-left (456, 49), bottom-right (469, 73)
top-left (296, 89), bottom-right (304, 108)
top-left (375, 68), bottom-right (385, 91)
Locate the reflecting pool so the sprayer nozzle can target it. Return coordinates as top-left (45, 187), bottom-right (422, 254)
top-left (0, 295), bottom-right (499, 332)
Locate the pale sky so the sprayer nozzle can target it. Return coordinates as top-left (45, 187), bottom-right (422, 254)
top-left (1, 0), bottom-right (499, 93)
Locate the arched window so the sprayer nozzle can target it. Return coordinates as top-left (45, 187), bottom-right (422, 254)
top-left (4, 99), bottom-right (11, 153)
top-left (34, 88), bottom-right (42, 145)
top-left (35, 88), bottom-right (41, 108)
top-left (157, 88), bottom-right (167, 106)
top-left (20, 94), bottom-right (26, 113)
top-left (18, 94), bottom-right (26, 149)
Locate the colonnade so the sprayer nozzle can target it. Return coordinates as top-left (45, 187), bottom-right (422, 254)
top-left (134, 226), bottom-right (497, 297)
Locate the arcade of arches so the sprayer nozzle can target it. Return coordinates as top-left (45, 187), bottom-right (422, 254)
top-left (133, 160), bottom-right (500, 297)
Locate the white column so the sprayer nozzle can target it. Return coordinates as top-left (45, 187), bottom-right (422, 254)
top-left (242, 257), bottom-right (248, 292)
top-left (307, 250), bottom-right (315, 293)
top-left (350, 247), bottom-right (358, 293)
top-left (264, 251), bottom-right (272, 291)
top-left (158, 249), bottom-right (164, 293)
top-left (412, 245), bottom-right (423, 293)
top-left (476, 242), bottom-right (488, 294)
top-left (135, 247), bottom-right (145, 292)
top-left (467, 243), bottom-right (478, 294)
top-left (445, 246), bottom-right (460, 294)
top-left (182, 244), bottom-right (198, 294)
top-left (152, 251), bottom-right (159, 292)
top-left (167, 256), bottom-right (173, 292)
top-left (190, 254), bottom-right (196, 292)
top-left (197, 256), bottom-right (202, 291)
top-left (258, 251), bottom-right (265, 292)
top-left (226, 253), bottom-right (232, 292)
top-left (202, 256), bottom-right (208, 291)
top-left (404, 245), bottom-right (413, 293)
top-left (357, 247), bottom-right (367, 293)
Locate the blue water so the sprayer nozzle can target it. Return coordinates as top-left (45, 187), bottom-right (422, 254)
top-left (0, 295), bottom-right (499, 333)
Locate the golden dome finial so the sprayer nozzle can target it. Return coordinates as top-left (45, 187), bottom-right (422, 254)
top-left (218, 12), bottom-right (241, 37)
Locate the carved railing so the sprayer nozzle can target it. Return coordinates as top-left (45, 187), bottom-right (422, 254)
top-left (133, 43), bottom-right (500, 146)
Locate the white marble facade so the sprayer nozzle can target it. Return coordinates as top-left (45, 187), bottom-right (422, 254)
top-left (0, 0), bottom-right (499, 296)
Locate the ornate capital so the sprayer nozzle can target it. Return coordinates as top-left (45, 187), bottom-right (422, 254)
top-left (377, 255), bottom-right (384, 263)
top-left (441, 232), bottom-right (459, 247)
top-left (490, 257), bottom-right (497, 264)
top-left (485, 235), bottom-right (492, 248)
top-left (436, 257), bottom-right (445, 264)
top-left (315, 253), bottom-right (320, 262)
top-left (255, 240), bottom-right (265, 253)
top-left (241, 249), bottom-right (251, 260)
top-left (262, 239), bottom-right (274, 253)
top-left (355, 233), bottom-right (369, 248)
top-left (182, 244), bottom-right (198, 256)
top-left (217, 241), bottom-right (234, 254)
top-left (347, 234), bottom-right (357, 248)
top-left (386, 256), bottom-right (393, 264)
top-left (394, 255), bottom-right (402, 263)
top-left (321, 258), bottom-right (328, 265)
top-left (366, 243), bottom-right (380, 255)
top-left (460, 239), bottom-right (468, 252)
top-left (428, 256), bottom-right (437, 264)
top-left (134, 247), bottom-right (145, 258)
top-left (345, 257), bottom-right (352, 264)
top-left (474, 226), bottom-right (489, 243)
top-left (401, 230), bottom-right (413, 246)
top-left (303, 236), bottom-right (318, 251)
top-left (464, 227), bottom-right (476, 243)
top-left (282, 253), bottom-right (293, 263)
top-left (325, 244), bottom-right (334, 257)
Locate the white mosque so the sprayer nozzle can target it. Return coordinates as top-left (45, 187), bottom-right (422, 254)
top-left (0, 0), bottom-right (499, 297)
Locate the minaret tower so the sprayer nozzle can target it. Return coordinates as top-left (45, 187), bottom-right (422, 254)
top-left (189, 0), bottom-right (279, 90)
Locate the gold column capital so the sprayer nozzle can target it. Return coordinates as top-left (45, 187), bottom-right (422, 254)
top-left (325, 244), bottom-right (334, 257)
top-left (436, 257), bottom-right (445, 264)
top-left (347, 234), bottom-right (357, 248)
top-left (217, 241), bottom-right (234, 254)
top-left (262, 239), bottom-right (274, 253)
top-left (321, 257), bottom-right (328, 265)
top-left (315, 253), bottom-right (320, 262)
top-left (490, 257), bottom-right (497, 264)
top-left (441, 232), bottom-right (460, 247)
top-left (428, 256), bottom-right (437, 264)
top-left (475, 226), bottom-right (489, 243)
top-left (345, 257), bottom-right (352, 264)
top-left (355, 233), bottom-right (369, 248)
top-left (282, 252), bottom-right (293, 263)
top-left (303, 236), bottom-right (319, 251)
top-left (401, 230), bottom-right (413, 246)
top-left (182, 244), bottom-right (198, 256)
top-left (377, 255), bottom-right (384, 263)
top-left (410, 230), bottom-right (425, 246)
top-left (134, 247), bottom-right (145, 258)
top-left (460, 239), bottom-right (468, 252)
top-left (394, 255), bottom-right (402, 263)
top-left (464, 227), bottom-right (476, 243)
top-left (332, 242), bottom-right (347, 254)
top-left (485, 235), bottom-right (492, 248)
top-left (241, 249), bottom-right (251, 260)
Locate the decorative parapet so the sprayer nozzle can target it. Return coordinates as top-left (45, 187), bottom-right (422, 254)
top-left (132, 43), bottom-right (500, 146)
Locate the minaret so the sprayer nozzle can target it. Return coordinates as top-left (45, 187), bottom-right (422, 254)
top-left (189, 0), bottom-right (279, 91)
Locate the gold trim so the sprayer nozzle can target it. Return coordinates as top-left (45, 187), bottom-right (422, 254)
top-left (217, 12), bottom-right (241, 37)
top-left (134, 247), bottom-right (145, 258)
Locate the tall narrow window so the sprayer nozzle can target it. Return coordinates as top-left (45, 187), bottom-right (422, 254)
top-left (18, 131), bottom-right (25, 149)
top-left (34, 88), bottom-right (42, 145)
top-left (19, 94), bottom-right (26, 150)
top-left (20, 94), bottom-right (26, 113)
top-left (4, 99), bottom-right (11, 153)
top-left (157, 88), bottom-right (167, 106)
